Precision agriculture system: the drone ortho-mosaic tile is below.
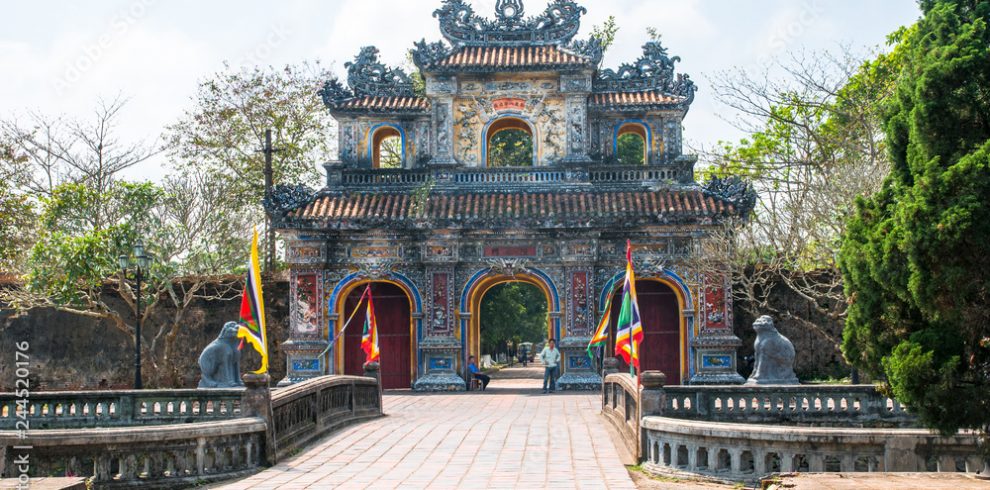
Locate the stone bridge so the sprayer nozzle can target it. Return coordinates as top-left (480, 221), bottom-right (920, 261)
top-left (6, 366), bottom-right (987, 489)
top-left (1, 365), bottom-right (636, 489)
top-left (222, 372), bottom-right (635, 489)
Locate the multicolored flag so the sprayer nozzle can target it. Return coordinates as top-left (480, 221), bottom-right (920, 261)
top-left (614, 240), bottom-right (643, 374)
top-left (238, 228), bottom-right (269, 374)
top-left (361, 287), bottom-right (381, 364)
top-left (587, 291), bottom-right (614, 359)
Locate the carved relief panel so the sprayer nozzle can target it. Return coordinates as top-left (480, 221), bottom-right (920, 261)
top-left (426, 270), bottom-right (454, 335)
top-left (567, 270), bottom-right (592, 336)
top-left (290, 270), bottom-right (324, 337)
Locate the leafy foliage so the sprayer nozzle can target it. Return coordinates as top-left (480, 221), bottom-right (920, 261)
top-left (695, 47), bottom-right (898, 354)
top-left (591, 16), bottom-right (619, 55)
top-left (0, 136), bottom-right (36, 272)
top-left (839, 0), bottom-right (990, 434)
top-left (479, 283), bottom-right (548, 357)
top-left (616, 133), bottom-right (646, 165)
top-left (165, 63), bottom-right (332, 268)
top-left (487, 129), bottom-right (534, 167)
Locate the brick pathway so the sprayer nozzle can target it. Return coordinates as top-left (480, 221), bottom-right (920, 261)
top-left (223, 374), bottom-right (635, 489)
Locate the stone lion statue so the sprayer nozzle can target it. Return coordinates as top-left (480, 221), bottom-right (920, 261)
top-left (745, 316), bottom-right (799, 385)
top-left (198, 321), bottom-right (244, 388)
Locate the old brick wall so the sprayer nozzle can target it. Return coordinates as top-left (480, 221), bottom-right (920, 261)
top-left (0, 279), bottom-right (290, 390)
top-left (732, 273), bottom-right (851, 381)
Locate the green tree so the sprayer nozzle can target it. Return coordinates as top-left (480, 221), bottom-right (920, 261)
top-left (694, 47), bottom-right (898, 362)
top-left (165, 63), bottom-right (332, 269)
top-left (0, 140), bottom-right (35, 272)
top-left (591, 16), bottom-right (619, 56)
top-left (839, 0), bottom-right (990, 434)
top-left (616, 133), bottom-right (645, 165)
top-left (487, 129), bottom-right (534, 167)
top-left (480, 283), bottom-right (548, 358)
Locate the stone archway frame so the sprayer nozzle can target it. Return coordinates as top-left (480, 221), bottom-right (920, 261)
top-left (327, 271), bottom-right (424, 382)
top-left (458, 266), bottom-right (562, 368)
top-left (613, 119), bottom-right (653, 164)
top-left (598, 269), bottom-right (695, 384)
top-left (366, 122), bottom-right (407, 168)
top-left (480, 114), bottom-right (541, 167)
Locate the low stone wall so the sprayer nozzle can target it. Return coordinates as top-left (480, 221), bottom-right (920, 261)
top-left (271, 374), bottom-right (381, 461)
top-left (0, 419), bottom-right (266, 489)
top-left (601, 373), bottom-right (641, 460)
top-left (0, 374), bottom-right (383, 488)
top-left (661, 385), bottom-right (913, 427)
top-left (641, 417), bottom-right (987, 483)
top-left (603, 371), bottom-right (988, 483)
top-left (0, 389), bottom-right (244, 430)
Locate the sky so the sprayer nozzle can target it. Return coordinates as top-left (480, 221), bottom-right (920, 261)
top-left (0, 0), bottom-right (921, 182)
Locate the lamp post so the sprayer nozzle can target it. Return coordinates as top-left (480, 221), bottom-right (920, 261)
top-left (120, 241), bottom-right (151, 390)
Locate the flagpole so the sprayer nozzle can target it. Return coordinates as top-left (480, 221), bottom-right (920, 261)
top-left (319, 285), bottom-right (371, 372)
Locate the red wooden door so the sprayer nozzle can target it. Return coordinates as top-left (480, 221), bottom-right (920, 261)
top-left (343, 282), bottom-right (412, 389)
top-left (609, 280), bottom-right (681, 383)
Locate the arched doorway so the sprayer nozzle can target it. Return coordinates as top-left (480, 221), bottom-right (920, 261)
top-left (462, 270), bottom-right (560, 366)
top-left (484, 117), bottom-right (535, 167)
top-left (370, 124), bottom-right (404, 169)
top-left (339, 282), bottom-right (412, 389)
top-left (608, 280), bottom-right (682, 382)
top-left (614, 122), bottom-right (649, 165)
top-left (477, 282), bottom-right (548, 365)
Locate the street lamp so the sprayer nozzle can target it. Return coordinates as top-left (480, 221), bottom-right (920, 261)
top-left (119, 241), bottom-right (151, 390)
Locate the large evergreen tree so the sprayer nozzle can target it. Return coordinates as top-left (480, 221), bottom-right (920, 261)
top-left (839, 0), bottom-right (990, 434)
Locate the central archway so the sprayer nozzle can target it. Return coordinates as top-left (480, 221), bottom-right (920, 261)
top-left (460, 268), bottom-right (561, 368)
top-left (483, 116), bottom-right (537, 167)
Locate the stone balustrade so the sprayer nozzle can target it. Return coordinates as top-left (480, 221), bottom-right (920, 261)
top-left (328, 163), bottom-right (692, 190)
top-left (603, 371), bottom-right (988, 483)
top-left (0, 419), bottom-right (265, 488)
top-left (0, 374), bottom-right (383, 488)
top-left (641, 417), bottom-right (987, 483)
top-left (271, 374), bottom-right (382, 461)
top-left (0, 389), bottom-right (244, 430)
top-left (661, 385), bottom-right (914, 427)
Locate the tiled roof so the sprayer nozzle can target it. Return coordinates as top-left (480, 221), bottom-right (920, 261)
top-left (287, 189), bottom-right (735, 227)
top-left (590, 90), bottom-right (686, 108)
top-left (426, 45), bottom-right (591, 71)
top-left (331, 96), bottom-right (430, 113)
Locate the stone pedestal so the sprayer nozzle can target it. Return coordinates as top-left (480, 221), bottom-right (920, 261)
top-left (689, 334), bottom-right (746, 385)
top-left (241, 372), bottom-right (276, 465)
top-left (640, 370), bottom-right (667, 416)
top-left (602, 356), bottom-right (620, 375)
top-left (278, 338), bottom-right (329, 387)
top-left (557, 336), bottom-right (602, 391)
top-left (363, 361), bottom-right (384, 411)
top-left (413, 337), bottom-right (466, 391)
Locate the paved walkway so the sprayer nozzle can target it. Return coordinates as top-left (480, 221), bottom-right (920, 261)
top-left (223, 370), bottom-right (635, 489)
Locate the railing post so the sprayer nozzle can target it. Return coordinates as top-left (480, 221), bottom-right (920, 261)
top-left (603, 357), bottom-right (619, 375)
top-left (364, 362), bottom-right (383, 415)
top-left (241, 373), bottom-right (276, 466)
top-left (640, 371), bottom-right (667, 417)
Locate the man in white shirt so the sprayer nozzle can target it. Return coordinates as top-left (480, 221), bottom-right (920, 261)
top-left (539, 338), bottom-right (561, 394)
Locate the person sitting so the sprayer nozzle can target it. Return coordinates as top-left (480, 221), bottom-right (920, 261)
top-left (467, 355), bottom-right (490, 391)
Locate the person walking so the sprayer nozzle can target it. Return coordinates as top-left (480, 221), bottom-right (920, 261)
top-left (539, 338), bottom-right (561, 394)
